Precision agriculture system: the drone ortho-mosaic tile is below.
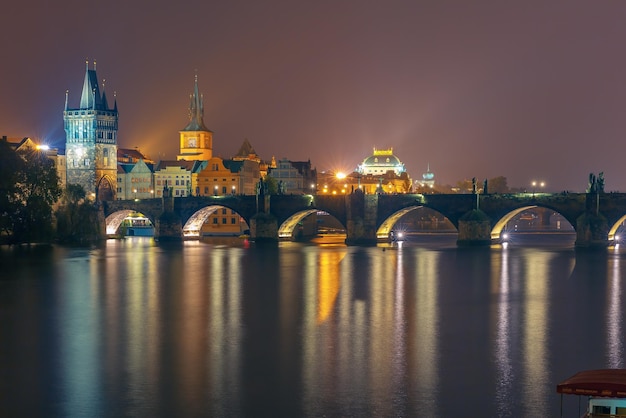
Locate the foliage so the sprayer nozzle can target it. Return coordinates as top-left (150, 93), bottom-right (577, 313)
top-left (487, 176), bottom-right (509, 194)
top-left (263, 176), bottom-right (279, 195)
top-left (55, 184), bottom-right (101, 244)
top-left (0, 144), bottom-right (61, 244)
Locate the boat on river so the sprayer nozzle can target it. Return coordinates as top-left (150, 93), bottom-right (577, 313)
top-left (557, 369), bottom-right (626, 417)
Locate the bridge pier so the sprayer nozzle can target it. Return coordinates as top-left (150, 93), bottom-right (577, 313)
top-left (575, 212), bottom-right (609, 248)
top-left (345, 192), bottom-right (378, 246)
top-left (250, 213), bottom-right (278, 243)
top-left (155, 194), bottom-right (183, 241)
top-left (457, 210), bottom-right (492, 246)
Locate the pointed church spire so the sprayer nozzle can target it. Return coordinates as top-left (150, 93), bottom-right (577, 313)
top-left (183, 73), bottom-right (209, 132)
top-left (64, 90), bottom-right (69, 110)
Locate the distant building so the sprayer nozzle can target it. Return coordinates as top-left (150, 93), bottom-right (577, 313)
top-left (232, 138), bottom-right (274, 178)
top-left (268, 158), bottom-right (317, 194)
top-left (118, 147), bottom-right (154, 165)
top-left (117, 159), bottom-right (154, 200)
top-left (319, 147), bottom-right (411, 194)
top-left (154, 160), bottom-right (205, 198)
top-left (63, 61), bottom-right (118, 200)
top-left (416, 164), bottom-right (435, 190)
top-left (356, 148), bottom-right (406, 177)
top-left (177, 75), bottom-right (213, 161)
top-left (197, 156), bottom-right (260, 196)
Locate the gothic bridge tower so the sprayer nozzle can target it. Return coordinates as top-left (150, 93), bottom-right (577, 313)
top-left (64, 61), bottom-right (118, 200)
top-left (177, 74), bottom-right (213, 161)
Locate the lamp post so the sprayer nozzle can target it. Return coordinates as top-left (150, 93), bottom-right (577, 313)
top-left (214, 185), bottom-right (218, 196)
top-left (133, 188), bottom-right (137, 200)
top-left (231, 185), bottom-right (236, 195)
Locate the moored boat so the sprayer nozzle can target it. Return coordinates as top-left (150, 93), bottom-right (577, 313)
top-left (557, 369), bottom-right (626, 417)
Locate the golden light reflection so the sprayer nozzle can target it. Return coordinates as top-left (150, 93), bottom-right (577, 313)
top-left (412, 250), bottom-right (439, 411)
top-left (522, 252), bottom-right (550, 410)
top-left (317, 251), bottom-right (345, 324)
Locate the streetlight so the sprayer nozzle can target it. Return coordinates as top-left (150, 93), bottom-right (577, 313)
top-left (214, 185), bottom-right (218, 196)
top-left (231, 185), bottom-right (236, 195)
top-left (133, 188), bottom-right (137, 200)
top-left (531, 181), bottom-right (545, 197)
top-left (310, 183), bottom-right (315, 195)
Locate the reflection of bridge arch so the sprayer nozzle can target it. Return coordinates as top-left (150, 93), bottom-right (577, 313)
top-left (105, 210), bottom-right (156, 236)
top-left (182, 205), bottom-right (248, 237)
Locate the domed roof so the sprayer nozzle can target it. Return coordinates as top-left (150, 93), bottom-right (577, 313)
top-left (357, 148), bottom-right (406, 176)
top-left (362, 154), bottom-right (403, 167)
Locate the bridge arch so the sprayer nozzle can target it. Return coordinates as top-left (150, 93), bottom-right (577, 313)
top-left (490, 205), bottom-right (575, 240)
top-left (182, 205), bottom-right (249, 238)
top-left (105, 210), bottom-right (156, 236)
top-left (377, 205), bottom-right (456, 239)
top-left (278, 209), bottom-right (318, 239)
top-left (608, 216), bottom-right (626, 242)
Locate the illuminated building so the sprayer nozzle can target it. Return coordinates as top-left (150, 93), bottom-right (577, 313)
top-left (415, 164), bottom-right (435, 190)
top-left (177, 75), bottom-right (213, 161)
top-left (319, 148), bottom-right (412, 194)
top-left (116, 148), bottom-right (155, 199)
top-left (154, 160), bottom-right (206, 197)
top-left (63, 61), bottom-right (118, 200)
top-left (117, 159), bottom-right (154, 200)
top-left (356, 148), bottom-right (406, 177)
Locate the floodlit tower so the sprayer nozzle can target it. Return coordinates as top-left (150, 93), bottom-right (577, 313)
top-left (63, 60), bottom-right (118, 200)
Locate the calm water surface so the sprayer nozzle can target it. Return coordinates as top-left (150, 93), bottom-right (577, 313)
top-left (1, 234), bottom-right (624, 417)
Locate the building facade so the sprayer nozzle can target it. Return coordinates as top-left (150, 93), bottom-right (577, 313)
top-left (268, 158), bottom-right (317, 194)
top-left (63, 61), bottom-right (118, 200)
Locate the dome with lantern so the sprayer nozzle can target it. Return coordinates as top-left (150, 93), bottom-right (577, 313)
top-left (356, 148), bottom-right (406, 176)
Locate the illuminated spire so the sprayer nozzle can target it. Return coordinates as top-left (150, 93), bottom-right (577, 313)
top-left (182, 73), bottom-right (209, 132)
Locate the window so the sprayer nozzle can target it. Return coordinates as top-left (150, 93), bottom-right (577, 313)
top-left (213, 218), bottom-right (218, 224)
top-left (222, 186), bottom-right (227, 194)
top-left (222, 218), bottom-right (227, 224)
top-left (231, 217), bottom-right (236, 224)
top-left (204, 187), bottom-right (208, 194)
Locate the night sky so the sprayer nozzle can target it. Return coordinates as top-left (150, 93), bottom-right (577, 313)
top-left (2, 1), bottom-right (626, 191)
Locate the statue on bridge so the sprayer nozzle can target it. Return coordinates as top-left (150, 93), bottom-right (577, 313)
top-left (587, 172), bottom-right (605, 193)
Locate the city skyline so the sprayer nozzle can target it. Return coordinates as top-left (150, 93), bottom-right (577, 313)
top-left (2, 1), bottom-right (626, 191)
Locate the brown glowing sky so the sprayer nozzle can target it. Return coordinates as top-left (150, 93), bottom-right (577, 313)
top-left (2, 1), bottom-right (626, 191)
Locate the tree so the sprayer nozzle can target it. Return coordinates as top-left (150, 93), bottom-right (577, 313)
top-left (487, 176), bottom-right (509, 194)
top-left (6, 147), bottom-right (61, 243)
top-left (55, 184), bottom-right (101, 244)
top-left (0, 140), bottom-right (23, 240)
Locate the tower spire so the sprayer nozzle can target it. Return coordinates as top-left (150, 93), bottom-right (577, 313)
top-left (183, 73), bottom-right (208, 131)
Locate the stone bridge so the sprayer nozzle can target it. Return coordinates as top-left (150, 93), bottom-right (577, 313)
top-left (101, 192), bottom-right (626, 247)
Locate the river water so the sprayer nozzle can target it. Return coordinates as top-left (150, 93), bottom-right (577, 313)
top-left (0, 233), bottom-right (624, 417)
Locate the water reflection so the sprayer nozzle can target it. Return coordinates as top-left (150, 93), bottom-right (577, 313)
top-left (3, 236), bottom-right (626, 417)
top-left (607, 253), bottom-right (623, 368)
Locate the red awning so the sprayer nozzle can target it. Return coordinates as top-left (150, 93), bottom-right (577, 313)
top-left (557, 369), bottom-right (626, 398)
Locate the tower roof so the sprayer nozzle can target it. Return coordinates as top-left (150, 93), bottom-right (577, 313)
top-left (234, 138), bottom-right (257, 158)
top-left (182, 74), bottom-right (210, 132)
top-left (67, 61), bottom-right (115, 112)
